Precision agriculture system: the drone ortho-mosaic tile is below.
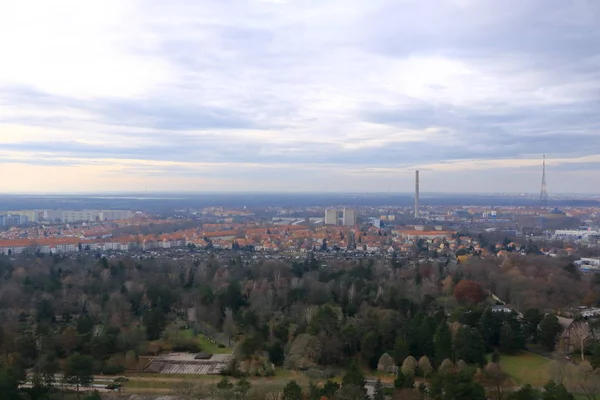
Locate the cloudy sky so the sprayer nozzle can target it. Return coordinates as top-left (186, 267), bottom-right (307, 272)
top-left (1, 0), bottom-right (599, 193)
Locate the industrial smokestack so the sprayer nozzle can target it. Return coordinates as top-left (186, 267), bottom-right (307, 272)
top-left (414, 170), bottom-right (420, 218)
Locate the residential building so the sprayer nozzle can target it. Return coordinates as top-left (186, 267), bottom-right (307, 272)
top-left (7, 211), bottom-right (38, 223)
top-left (554, 230), bottom-right (600, 241)
top-left (100, 210), bottom-right (134, 220)
top-left (342, 208), bottom-right (357, 226)
top-left (396, 230), bottom-right (455, 240)
top-left (325, 209), bottom-right (338, 225)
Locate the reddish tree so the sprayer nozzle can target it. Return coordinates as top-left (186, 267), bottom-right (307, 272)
top-left (453, 280), bottom-right (486, 305)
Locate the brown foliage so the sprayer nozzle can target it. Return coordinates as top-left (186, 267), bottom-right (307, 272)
top-left (453, 280), bottom-right (486, 305)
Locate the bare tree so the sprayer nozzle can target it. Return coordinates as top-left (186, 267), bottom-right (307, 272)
top-left (569, 321), bottom-right (591, 361)
top-left (576, 362), bottom-right (600, 400)
top-left (548, 354), bottom-right (575, 388)
top-left (172, 381), bottom-right (207, 400)
top-left (483, 362), bottom-right (510, 400)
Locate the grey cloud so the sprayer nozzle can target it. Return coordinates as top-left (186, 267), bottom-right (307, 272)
top-left (2, 0), bottom-right (600, 192)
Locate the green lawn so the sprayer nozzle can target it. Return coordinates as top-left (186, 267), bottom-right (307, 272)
top-left (123, 371), bottom-right (315, 392)
top-left (197, 333), bottom-right (233, 354)
top-left (496, 352), bottom-right (591, 391)
top-left (497, 352), bottom-right (551, 386)
top-left (171, 327), bottom-right (233, 354)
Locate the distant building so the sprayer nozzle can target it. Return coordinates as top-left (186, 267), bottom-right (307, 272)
top-left (60, 210), bottom-right (101, 223)
top-left (325, 209), bottom-right (339, 225)
top-left (43, 209), bottom-right (134, 223)
top-left (7, 210), bottom-right (38, 223)
top-left (342, 208), bottom-right (357, 226)
top-left (100, 210), bottom-right (134, 220)
top-left (574, 257), bottom-right (600, 271)
top-left (396, 230), bottom-right (455, 240)
top-left (554, 230), bottom-right (600, 241)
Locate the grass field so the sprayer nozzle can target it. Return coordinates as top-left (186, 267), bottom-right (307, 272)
top-left (122, 372), bottom-right (317, 394)
top-left (497, 352), bottom-right (551, 386)
top-left (496, 351), bottom-right (592, 391)
top-left (197, 333), bottom-right (233, 354)
top-left (174, 328), bottom-right (233, 354)
top-left (121, 366), bottom-right (341, 393)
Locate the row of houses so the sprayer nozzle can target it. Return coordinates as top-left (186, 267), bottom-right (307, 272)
top-left (0, 236), bottom-right (190, 255)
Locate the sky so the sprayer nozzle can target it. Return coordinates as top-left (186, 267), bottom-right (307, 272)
top-left (0, 0), bottom-right (599, 194)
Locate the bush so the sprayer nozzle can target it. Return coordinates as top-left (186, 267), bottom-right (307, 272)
top-left (256, 364), bottom-right (275, 377)
top-left (102, 364), bottom-right (125, 375)
top-left (304, 368), bottom-right (334, 379)
top-left (171, 339), bottom-right (201, 353)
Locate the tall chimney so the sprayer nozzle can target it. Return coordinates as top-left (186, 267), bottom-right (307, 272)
top-left (414, 170), bottom-right (420, 218)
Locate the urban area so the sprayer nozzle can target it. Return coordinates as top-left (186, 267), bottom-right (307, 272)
top-left (2, 0), bottom-right (600, 399)
top-left (1, 171), bottom-right (600, 400)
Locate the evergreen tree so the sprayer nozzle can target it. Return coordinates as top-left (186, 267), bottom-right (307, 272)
top-left (523, 309), bottom-right (544, 343)
top-left (394, 370), bottom-right (415, 389)
top-left (282, 380), bottom-right (303, 400)
top-left (507, 384), bottom-right (542, 400)
top-left (392, 337), bottom-right (410, 365)
top-left (453, 327), bottom-right (486, 366)
top-left (539, 315), bottom-right (563, 352)
top-left (308, 382), bottom-right (322, 400)
top-left (361, 331), bottom-right (380, 368)
top-left (342, 360), bottom-right (366, 393)
top-left (0, 360), bottom-right (25, 399)
top-left (63, 354), bottom-right (94, 395)
top-left (143, 308), bottom-right (166, 341)
top-left (479, 308), bottom-right (501, 351)
top-left (417, 317), bottom-right (435, 358)
top-left (429, 371), bottom-right (486, 400)
top-left (542, 381), bottom-right (574, 400)
top-left (434, 323), bottom-right (453, 365)
top-left (499, 315), bottom-right (525, 355)
top-left (322, 380), bottom-right (340, 399)
top-left (235, 377), bottom-right (251, 399)
top-left (590, 341), bottom-right (600, 370)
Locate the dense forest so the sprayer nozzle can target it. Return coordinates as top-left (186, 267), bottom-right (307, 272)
top-left (1, 250), bottom-right (599, 399)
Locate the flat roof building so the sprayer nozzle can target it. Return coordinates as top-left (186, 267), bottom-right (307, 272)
top-left (342, 208), bottom-right (357, 226)
top-left (325, 209), bottom-right (339, 225)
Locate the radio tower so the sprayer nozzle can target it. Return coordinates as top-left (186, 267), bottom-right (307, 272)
top-left (539, 155), bottom-right (548, 206)
top-left (414, 170), bottom-right (420, 218)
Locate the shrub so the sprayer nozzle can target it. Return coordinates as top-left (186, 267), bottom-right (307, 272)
top-left (102, 364), bottom-right (126, 375)
top-left (304, 368), bottom-right (334, 379)
top-left (171, 338), bottom-right (201, 353)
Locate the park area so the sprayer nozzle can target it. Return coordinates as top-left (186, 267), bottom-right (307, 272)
top-left (496, 351), bottom-right (600, 397)
top-left (117, 351), bottom-right (600, 397)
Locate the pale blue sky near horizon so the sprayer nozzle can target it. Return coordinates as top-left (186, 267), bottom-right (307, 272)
top-left (0, 0), bottom-right (599, 193)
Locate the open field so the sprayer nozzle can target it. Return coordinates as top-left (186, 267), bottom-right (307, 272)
top-left (498, 352), bottom-right (551, 386)
top-left (176, 328), bottom-right (234, 354)
top-left (121, 367), bottom-right (339, 393)
top-left (497, 351), bottom-right (599, 399)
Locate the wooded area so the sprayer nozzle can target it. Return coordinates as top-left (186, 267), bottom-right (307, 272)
top-left (0, 250), bottom-right (599, 399)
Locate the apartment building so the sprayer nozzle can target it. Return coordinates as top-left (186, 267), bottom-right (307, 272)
top-left (342, 208), bottom-right (357, 226)
top-left (43, 209), bottom-right (134, 223)
top-left (325, 209), bottom-right (339, 225)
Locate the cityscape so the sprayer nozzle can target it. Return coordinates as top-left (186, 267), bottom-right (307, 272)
top-left (1, 1), bottom-right (600, 400)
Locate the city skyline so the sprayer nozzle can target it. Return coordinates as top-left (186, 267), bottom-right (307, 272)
top-left (1, 0), bottom-right (599, 193)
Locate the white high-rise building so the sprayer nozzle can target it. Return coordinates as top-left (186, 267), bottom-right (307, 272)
top-left (325, 209), bottom-right (338, 225)
top-left (342, 208), bottom-right (357, 226)
top-left (100, 210), bottom-right (134, 220)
